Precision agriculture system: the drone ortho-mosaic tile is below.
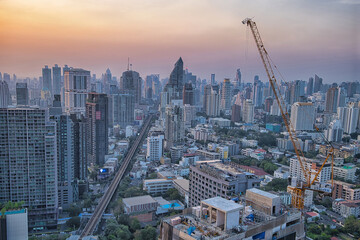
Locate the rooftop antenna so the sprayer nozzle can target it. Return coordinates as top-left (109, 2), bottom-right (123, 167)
top-left (127, 57), bottom-right (130, 71)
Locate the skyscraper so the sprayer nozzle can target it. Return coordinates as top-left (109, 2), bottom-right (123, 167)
top-left (337, 103), bottom-right (359, 134)
top-left (211, 73), bottom-right (215, 85)
top-left (0, 80), bottom-right (10, 107)
top-left (324, 119), bottom-right (343, 142)
top-left (290, 102), bottom-right (315, 131)
top-left (253, 79), bottom-right (263, 107)
top-left (165, 103), bottom-right (184, 150)
top-left (86, 93), bottom-right (109, 166)
top-left (16, 82), bottom-right (29, 106)
top-left (168, 57), bottom-right (184, 94)
top-left (120, 70), bottom-right (142, 104)
top-left (221, 78), bottom-right (231, 111)
top-left (52, 64), bottom-right (61, 95)
top-left (145, 75), bottom-right (154, 99)
top-left (307, 77), bottom-right (314, 95)
top-left (325, 87), bottom-right (339, 113)
top-left (51, 114), bottom-right (79, 207)
top-left (242, 99), bottom-right (254, 123)
top-left (64, 68), bottom-right (91, 114)
top-left (42, 65), bottom-right (52, 95)
top-left (0, 108), bottom-right (58, 229)
top-left (183, 83), bottom-right (194, 105)
top-left (236, 68), bottom-right (241, 86)
top-left (203, 84), bottom-right (220, 117)
top-left (112, 92), bottom-right (135, 128)
top-left (313, 74), bottom-right (323, 93)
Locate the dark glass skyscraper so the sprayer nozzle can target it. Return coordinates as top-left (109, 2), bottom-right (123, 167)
top-left (16, 82), bottom-right (29, 106)
top-left (86, 93), bottom-right (108, 166)
top-left (52, 64), bottom-right (61, 95)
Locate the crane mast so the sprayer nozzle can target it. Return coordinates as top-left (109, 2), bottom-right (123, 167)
top-left (243, 18), bottom-right (333, 209)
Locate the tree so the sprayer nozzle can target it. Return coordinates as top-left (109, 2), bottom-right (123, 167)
top-left (129, 218), bottom-right (141, 232)
top-left (263, 178), bottom-right (288, 192)
top-left (66, 204), bottom-right (82, 217)
top-left (163, 188), bottom-right (181, 200)
top-left (134, 226), bottom-right (157, 240)
top-left (344, 216), bottom-right (360, 238)
top-left (258, 133), bottom-right (277, 147)
top-left (147, 172), bottom-right (158, 179)
top-left (104, 219), bottom-right (132, 240)
top-left (66, 216), bottom-right (80, 229)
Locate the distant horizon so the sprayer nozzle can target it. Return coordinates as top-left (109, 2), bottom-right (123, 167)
top-left (0, 0), bottom-right (359, 83)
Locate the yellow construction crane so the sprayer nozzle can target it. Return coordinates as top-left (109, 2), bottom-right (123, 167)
top-left (242, 18), bottom-right (334, 209)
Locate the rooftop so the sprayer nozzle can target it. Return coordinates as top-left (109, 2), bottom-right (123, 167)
top-left (202, 197), bottom-right (243, 212)
top-left (173, 179), bottom-right (189, 192)
top-left (122, 195), bottom-right (157, 207)
top-left (247, 188), bottom-right (279, 199)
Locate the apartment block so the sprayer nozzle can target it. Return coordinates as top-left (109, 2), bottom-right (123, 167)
top-left (331, 180), bottom-right (360, 201)
top-left (189, 160), bottom-right (261, 207)
top-left (143, 179), bottom-right (173, 196)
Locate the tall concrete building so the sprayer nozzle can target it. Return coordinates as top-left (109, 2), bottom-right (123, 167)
top-left (235, 68), bottom-right (241, 86)
top-left (70, 114), bottom-right (88, 181)
top-left (16, 82), bottom-right (29, 106)
top-left (325, 87), bottom-right (339, 113)
top-left (42, 65), bottom-right (52, 95)
top-left (165, 104), bottom-right (184, 150)
top-left (0, 108), bottom-right (58, 229)
top-left (52, 115), bottom-right (79, 208)
top-left (86, 93), bottom-right (109, 166)
top-left (120, 70), bottom-right (142, 104)
top-left (189, 161), bottom-right (261, 206)
top-left (112, 92), bottom-right (135, 128)
top-left (252, 79), bottom-right (263, 107)
top-left (147, 132), bottom-right (164, 162)
top-left (52, 64), bottom-right (61, 95)
top-left (221, 78), bottom-right (231, 111)
top-left (204, 84), bottom-right (220, 117)
top-left (290, 102), bottom-right (315, 131)
top-left (145, 75), bottom-right (154, 99)
top-left (64, 68), bottom-right (91, 114)
top-left (307, 77), bottom-right (314, 95)
top-left (324, 119), bottom-right (343, 143)
top-left (0, 80), bottom-right (10, 107)
top-left (242, 99), bottom-right (254, 123)
top-left (313, 74), bottom-right (323, 93)
top-left (183, 83), bottom-right (194, 105)
top-left (290, 157), bottom-right (331, 185)
top-left (337, 102), bottom-right (359, 134)
top-left (210, 73), bottom-right (215, 85)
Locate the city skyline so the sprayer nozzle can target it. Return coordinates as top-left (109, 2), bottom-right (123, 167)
top-left (0, 0), bottom-right (359, 82)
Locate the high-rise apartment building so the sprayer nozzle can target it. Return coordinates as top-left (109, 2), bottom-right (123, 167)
top-left (337, 102), bottom-right (359, 134)
top-left (290, 102), bottom-right (315, 131)
top-left (203, 84), bottom-right (220, 117)
top-left (0, 80), bottom-right (11, 107)
top-left (52, 64), bottom-right (61, 95)
top-left (52, 115), bottom-right (78, 208)
top-left (86, 93), bottom-right (108, 166)
top-left (221, 78), bottom-right (231, 111)
top-left (242, 99), bottom-right (254, 123)
top-left (42, 65), bottom-right (52, 95)
top-left (120, 70), bottom-right (142, 104)
top-left (64, 68), bottom-right (91, 114)
top-left (0, 108), bottom-right (58, 229)
top-left (165, 104), bottom-right (184, 150)
top-left (16, 82), bottom-right (29, 106)
top-left (183, 83), bottom-right (194, 105)
top-left (189, 161), bottom-right (261, 206)
top-left (324, 119), bottom-right (343, 143)
top-left (290, 157), bottom-right (331, 184)
top-left (331, 180), bottom-right (360, 201)
top-left (112, 92), bottom-right (135, 128)
top-left (146, 132), bottom-right (164, 162)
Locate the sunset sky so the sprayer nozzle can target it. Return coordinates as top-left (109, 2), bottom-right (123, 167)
top-left (0, 0), bottom-right (359, 83)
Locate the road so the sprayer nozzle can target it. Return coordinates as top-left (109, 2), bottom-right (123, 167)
top-left (79, 114), bottom-right (153, 239)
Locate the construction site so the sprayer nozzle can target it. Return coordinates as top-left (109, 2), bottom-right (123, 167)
top-left (159, 194), bottom-right (305, 240)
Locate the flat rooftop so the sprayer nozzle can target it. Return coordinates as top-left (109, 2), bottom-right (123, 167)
top-left (202, 197), bottom-right (243, 212)
top-left (247, 188), bottom-right (279, 199)
top-left (122, 195), bottom-right (157, 206)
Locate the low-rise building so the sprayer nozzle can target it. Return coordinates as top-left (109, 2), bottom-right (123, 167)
top-left (0, 208), bottom-right (28, 240)
top-left (245, 188), bottom-right (281, 216)
top-left (143, 179), bottom-right (173, 196)
top-left (195, 149), bottom-right (220, 160)
top-left (159, 196), bottom-right (305, 240)
top-left (332, 199), bottom-right (360, 218)
top-left (274, 167), bottom-right (290, 179)
top-left (122, 195), bottom-right (158, 214)
top-left (331, 180), bottom-right (360, 201)
top-left (173, 179), bottom-right (189, 205)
